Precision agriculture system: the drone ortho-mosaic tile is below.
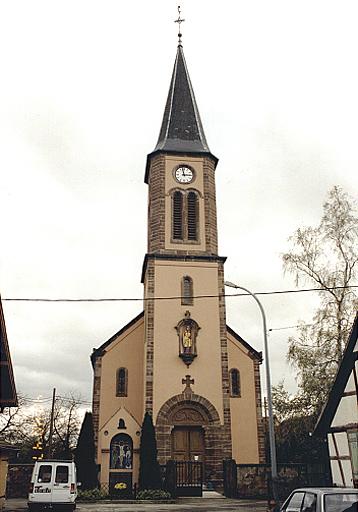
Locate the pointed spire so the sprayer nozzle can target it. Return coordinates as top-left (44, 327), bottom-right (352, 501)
top-left (153, 45), bottom-right (210, 154)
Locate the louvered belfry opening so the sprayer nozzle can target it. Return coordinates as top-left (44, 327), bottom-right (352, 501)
top-left (187, 192), bottom-right (198, 241)
top-left (173, 191), bottom-right (184, 239)
top-left (172, 190), bottom-right (199, 242)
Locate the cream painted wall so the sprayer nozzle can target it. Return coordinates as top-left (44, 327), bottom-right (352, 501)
top-left (98, 407), bottom-right (141, 486)
top-left (164, 155), bottom-right (206, 252)
top-left (97, 317), bottom-right (145, 486)
top-left (99, 317), bottom-right (144, 432)
top-left (152, 259), bottom-right (224, 423)
top-left (227, 332), bottom-right (260, 463)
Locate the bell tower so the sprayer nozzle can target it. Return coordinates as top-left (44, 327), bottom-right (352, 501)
top-left (144, 45), bottom-right (219, 257)
top-left (142, 39), bottom-right (233, 474)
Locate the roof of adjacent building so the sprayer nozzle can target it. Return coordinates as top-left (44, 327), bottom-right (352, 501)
top-left (0, 295), bottom-right (18, 409)
top-left (314, 313), bottom-right (358, 435)
top-left (145, 44), bottom-right (217, 183)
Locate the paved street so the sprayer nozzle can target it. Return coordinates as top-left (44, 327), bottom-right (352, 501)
top-left (4, 497), bottom-right (268, 512)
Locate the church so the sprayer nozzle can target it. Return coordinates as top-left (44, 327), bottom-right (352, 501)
top-left (91, 36), bottom-right (265, 493)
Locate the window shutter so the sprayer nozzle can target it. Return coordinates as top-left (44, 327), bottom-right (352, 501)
top-left (187, 192), bottom-right (198, 240)
top-left (173, 191), bottom-right (183, 239)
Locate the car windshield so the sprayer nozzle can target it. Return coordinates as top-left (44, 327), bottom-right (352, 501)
top-left (324, 493), bottom-right (358, 512)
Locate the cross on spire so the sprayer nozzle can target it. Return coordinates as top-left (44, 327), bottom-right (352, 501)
top-left (174, 5), bottom-right (185, 46)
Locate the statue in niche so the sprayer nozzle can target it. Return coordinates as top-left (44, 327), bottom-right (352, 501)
top-left (175, 311), bottom-right (200, 366)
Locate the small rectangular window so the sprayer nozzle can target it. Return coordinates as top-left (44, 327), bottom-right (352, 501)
top-left (38, 465), bottom-right (52, 483)
top-left (181, 276), bottom-right (193, 306)
top-left (55, 465), bottom-right (69, 483)
top-left (348, 431), bottom-right (358, 481)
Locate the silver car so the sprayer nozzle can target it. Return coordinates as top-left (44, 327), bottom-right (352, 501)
top-left (280, 487), bottom-right (358, 512)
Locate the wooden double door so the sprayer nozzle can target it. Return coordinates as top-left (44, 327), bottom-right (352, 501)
top-left (171, 426), bottom-right (205, 463)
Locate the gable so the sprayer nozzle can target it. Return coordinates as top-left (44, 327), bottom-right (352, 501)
top-left (91, 311), bottom-right (144, 367)
top-left (315, 314), bottom-right (358, 435)
top-left (227, 324), bottom-right (262, 361)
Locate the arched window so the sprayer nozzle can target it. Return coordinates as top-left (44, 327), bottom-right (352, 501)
top-left (181, 276), bottom-right (194, 305)
top-left (187, 192), bottom-right (198, 241)
top-left (116, 368), bottom-right (128, 397)
top-left (229, 369), bottom-right (241, 397)
top-left (173, 191), bottom-right (183, 240)
top-left (110, 433), bottom-right (132, 469)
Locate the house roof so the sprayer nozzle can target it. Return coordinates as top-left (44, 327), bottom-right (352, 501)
top-left (314, 313), bottom-right (358, 435)
top-left (145, 44), bottom-right (217, 183)
top-left (0, 295), bottom-right (18, 409)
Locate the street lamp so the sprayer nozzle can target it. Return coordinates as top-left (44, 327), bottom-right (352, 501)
top-left (224, 281), bottom-right (279, 506)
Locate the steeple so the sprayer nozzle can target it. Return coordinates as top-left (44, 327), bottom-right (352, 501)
top-left (145, 44), bottom-right (217, 183)
top-left (155, 45), bottom-right (210, 154)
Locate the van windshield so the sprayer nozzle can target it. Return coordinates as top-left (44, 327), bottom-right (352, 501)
top-left (38, 465), bottom-right (52, 483)
top-left (55, 465), bottom-right (69, 484)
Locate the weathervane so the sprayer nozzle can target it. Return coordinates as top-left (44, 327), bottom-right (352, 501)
top-left (174, 5), bottom-right (185, 46)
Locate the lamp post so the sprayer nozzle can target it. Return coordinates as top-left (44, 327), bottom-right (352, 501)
top-left (224, 281), bottom-right (279, 507)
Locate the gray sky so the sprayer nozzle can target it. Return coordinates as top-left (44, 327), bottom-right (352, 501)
top-left (1, 1), bottom-right (357, 406)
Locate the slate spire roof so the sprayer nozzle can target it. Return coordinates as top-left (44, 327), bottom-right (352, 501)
top-left (145, 43), bottom-right (217, 182)
top-left (154, 44), bottom-right (210, 154)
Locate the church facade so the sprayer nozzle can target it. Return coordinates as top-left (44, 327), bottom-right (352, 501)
top-left (91, 43), bottom-right (265, 492)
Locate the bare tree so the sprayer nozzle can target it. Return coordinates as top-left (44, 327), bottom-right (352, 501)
top-left (0, 392), bottom-right (82, 461)
top-left (52, 394), bottom-right (81, 459)
top-left (0, 394), bottom-right (29, 439)
top-left (279, 186), bottom-right (357, 416)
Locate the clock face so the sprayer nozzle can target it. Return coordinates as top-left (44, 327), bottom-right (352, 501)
top-left (175, 166), bottom-right (194, 184)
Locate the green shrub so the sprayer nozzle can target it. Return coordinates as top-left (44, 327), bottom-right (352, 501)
top-left (77, 488), bottom-right (109, 501)
top-left (136, 489), bottom-right (171, 500)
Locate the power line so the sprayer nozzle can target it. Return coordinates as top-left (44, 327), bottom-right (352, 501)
top-left (268, 324), bottom-right (312, 332)
top-left (2, 285), bottom-right (357, 302)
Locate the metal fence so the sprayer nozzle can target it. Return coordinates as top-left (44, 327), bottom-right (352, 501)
top-left (6, 464), bottom-right (34, 498)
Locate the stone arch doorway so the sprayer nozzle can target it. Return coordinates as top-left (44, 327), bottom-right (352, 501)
top-left (156, 393), bottom-right (228, 490)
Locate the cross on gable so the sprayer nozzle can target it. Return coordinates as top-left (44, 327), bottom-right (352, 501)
top-left (182, 374), bottom-right (194, 391)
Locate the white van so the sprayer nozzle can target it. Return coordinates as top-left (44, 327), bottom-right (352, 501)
top-left (28, 460), bottom-right (77, 511)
